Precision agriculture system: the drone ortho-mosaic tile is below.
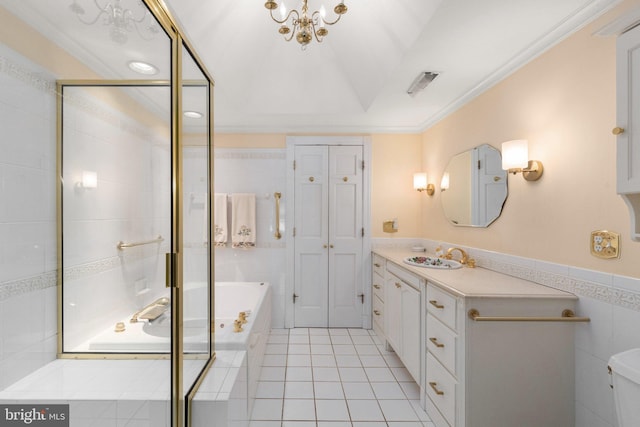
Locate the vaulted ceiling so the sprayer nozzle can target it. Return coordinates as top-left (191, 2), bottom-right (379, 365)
top-left (164, 0), bottom-right (619, 133)
top-left (2, 0), bottom-right (620, 134)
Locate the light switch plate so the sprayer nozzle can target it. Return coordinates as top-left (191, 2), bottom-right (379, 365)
top-left (590, 230), bottom-right (620, 259)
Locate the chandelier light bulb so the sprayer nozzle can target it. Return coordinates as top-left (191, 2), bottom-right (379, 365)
top-left (279, 3), bottom-right (287, 20)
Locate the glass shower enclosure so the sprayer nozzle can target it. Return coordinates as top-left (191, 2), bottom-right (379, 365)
top-left (0, 0), bottom-right (213, 425)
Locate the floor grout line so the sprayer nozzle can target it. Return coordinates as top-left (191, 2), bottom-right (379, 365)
top-left (251, 328), bottom-right (434, 427)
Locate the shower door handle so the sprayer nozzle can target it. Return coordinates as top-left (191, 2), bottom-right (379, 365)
top-left (166, 253), bottom-right (176, 288)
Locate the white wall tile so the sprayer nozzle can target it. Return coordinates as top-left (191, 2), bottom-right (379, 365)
top-left (570, 267), bottom-right (614, 287)
top-left (613, 274), bottom-right (640, 293)
top-left (576, 402), bottom-right (614, 427)
top-left (575, 349), bottom-right (615, 425)
top-left (612, 305), bottom-right (640, 354)
top-left (575, 295), bottom-right (614, 360)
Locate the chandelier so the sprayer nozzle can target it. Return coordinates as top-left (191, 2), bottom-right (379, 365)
top-left (264, 0), bottom-right (348, 48)
top-left (68, 0), bottom-right (159, 45)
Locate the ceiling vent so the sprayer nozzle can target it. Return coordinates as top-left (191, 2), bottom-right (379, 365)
top-left (407, 72), bottom-right (439, 97)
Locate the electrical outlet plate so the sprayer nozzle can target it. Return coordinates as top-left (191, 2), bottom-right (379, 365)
top-left (590, 230), bottom-right (620, 259)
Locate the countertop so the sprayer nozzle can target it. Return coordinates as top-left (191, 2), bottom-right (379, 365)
top-left (373, 248), bottom-right (576, 300)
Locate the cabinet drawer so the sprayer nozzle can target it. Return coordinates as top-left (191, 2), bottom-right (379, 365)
top-left (426, 352), bottom-right (457, 427)
top-left (387, 262), bottom-right (421, 290)
top-left (427, 313), bottom-right (457, 376)
top-left (372, 254), bottom-right (385, 277)
top-left (427, 284), bottom-right (457, 331)
top-left (372, 294), bottom-right (384, 327)
top-left (372, 272), bottom-right (384, 301)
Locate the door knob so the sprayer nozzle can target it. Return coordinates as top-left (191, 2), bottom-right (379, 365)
top-left (343, 177), bottom-right (348, 182)
top-left (612, 127), bottom-right (625, 135)
top-left (309, 176), bottom-right (315, 182)
top-left (330, 244), bottom-right (334, 248)
top-left (323, 244), bottom-right (328, 248)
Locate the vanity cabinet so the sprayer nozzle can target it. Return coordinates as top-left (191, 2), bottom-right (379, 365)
top-left (425, 283), bottom-right (576, 427)
top-left (616, 23), bottom-right (640, 240)
top-left (371, 254), bottom-right (385, 336)
top-left (383, 262), bottom-right (422, 383)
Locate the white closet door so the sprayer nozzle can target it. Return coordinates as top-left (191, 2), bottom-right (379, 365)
top-left (328, 145), bottom-right (363, 327)
top-left (294, 146), bottom-right (329, 327)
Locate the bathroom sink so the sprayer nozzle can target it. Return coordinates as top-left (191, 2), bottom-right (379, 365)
top-left (403, 256), bottom-right (462, 270)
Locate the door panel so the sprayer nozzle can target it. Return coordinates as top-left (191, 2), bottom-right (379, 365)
top-left (294, 146), bottom-right (329, 326)
top-left (329, 252), bottom-right (359, 327)
top-left (328, 146), bottom-right (363, 327)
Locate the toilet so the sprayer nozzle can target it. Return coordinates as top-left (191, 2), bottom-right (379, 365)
top-left (609, 348), bottom-right (640, 426)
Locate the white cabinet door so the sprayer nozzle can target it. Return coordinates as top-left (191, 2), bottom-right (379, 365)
top-left (294, 145), bottom-right (364, 327)
top-left (384, 269), bottom-right (421, 383)
top-left (384, 274), bottom-right (402, 352)
top-left (616, 24), bottom-right (640, 240)
top-left (401, 283), bottom-right (420, 382)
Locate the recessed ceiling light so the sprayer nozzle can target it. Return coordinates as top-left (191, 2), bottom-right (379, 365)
top-left (128, 61), bottom-right (158, 75)
top-left (184, 111), bottom-right (203, 119)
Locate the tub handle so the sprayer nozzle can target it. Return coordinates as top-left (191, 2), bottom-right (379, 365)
top-left (274, 192), bottom-right (282, 240)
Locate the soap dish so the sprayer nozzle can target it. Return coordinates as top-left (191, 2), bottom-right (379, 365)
top-left (411, 246), bottom-right (426, 252)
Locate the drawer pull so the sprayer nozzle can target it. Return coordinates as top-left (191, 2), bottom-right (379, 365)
top-left (373, 284), bottom-right (381, 290)
top-left (374, 263), bottom-right (381, 267)
top-left (429, 337), bottom-right (445, 348)
top-left (429, 382), bottom-right (445, 396)
top-left (373, 310), bottom-right (381, 316)
top-left (429, 300), bottom-right (444, 309)
top-left (395, 282), bottom-right (401, 289)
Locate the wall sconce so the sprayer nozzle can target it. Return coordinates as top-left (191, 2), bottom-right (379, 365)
top-left (413, 172), bottom-right (434, 195)
top-left (440, 172), bottom-right (450, 191)
top-left (501, 139), bottom-right (543, 181)
top-left (78, 170), bottom-right (98, 189)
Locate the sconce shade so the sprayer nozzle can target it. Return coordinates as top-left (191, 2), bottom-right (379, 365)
top-left (501, 139), bottom-right (529, 170)
top-left (413, 173), bottom-right (427, 191)
top-left (501, 139), bottom-right (543, 181)
top-left (440, 172), bottom-right (450, 191)
top-left (82, 170), bottom-right (98, 188)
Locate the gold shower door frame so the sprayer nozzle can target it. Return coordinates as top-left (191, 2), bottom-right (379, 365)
top-left (54, 1), bottom-right (215, 425)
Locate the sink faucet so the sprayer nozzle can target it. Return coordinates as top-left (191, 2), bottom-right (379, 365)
top-left (445, 247), bottom-right (468, 265)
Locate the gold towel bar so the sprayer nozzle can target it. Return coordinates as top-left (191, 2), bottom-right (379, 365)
top-left (468, 308), bottom-right (590, 323)
top-left (117, 235), bottom-right (164, 250)
top-left (274, 192), bottom-right (282, 240)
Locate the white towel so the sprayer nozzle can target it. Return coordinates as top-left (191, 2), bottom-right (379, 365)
top-left (231, 193), bottom-right (256, 249)
top-left (213, 193), bottom-right (228, 247)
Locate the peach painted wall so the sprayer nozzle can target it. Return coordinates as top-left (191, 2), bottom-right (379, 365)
top-left (420, 2), bottom-right (640, 278)
top-left (371, 134), bottom-right (423, 238)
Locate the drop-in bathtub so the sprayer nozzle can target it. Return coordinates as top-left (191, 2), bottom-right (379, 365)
top-left (85, 281), bottom-right (272, 355)
top-left (84, 281), bottom-right (271, 415)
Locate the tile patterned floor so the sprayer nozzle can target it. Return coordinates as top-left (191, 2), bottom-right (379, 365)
top-left (250, 328), bottom-right (434, 427)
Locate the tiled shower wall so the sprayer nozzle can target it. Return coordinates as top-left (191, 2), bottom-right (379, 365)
top-left (0, 48), bottom-right (58, 389)
top-left (60, 86), bottom-right (170, 350)
top-left (211, 148), bottom-right (287, 328)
